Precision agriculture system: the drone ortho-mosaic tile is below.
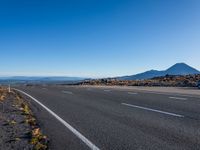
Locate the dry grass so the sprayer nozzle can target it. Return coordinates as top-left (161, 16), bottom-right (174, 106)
top-left (13, 92), bottom-right (48, 150)
top-left (0, 87), bottom-right (8, 101)
top-left (31, 128), bottom-right (48, 150)
top-left (0, 87), bottom-right (48, 150)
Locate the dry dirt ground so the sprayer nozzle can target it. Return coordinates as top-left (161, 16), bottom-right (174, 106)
top-left (0, 87), bottom-right (48, 150)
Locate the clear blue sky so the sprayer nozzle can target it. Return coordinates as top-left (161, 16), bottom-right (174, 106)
top-left (0, 0), bottom-right (199, 77)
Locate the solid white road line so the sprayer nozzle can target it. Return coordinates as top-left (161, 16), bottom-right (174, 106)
top-left (169, 97), bottom-right (187, 100)
top-left (62, 91), bottom-right (73, 95)
top-left (121, 103), bottom-right (184, 118)
top-left (14, 89), bottom-right (100, 150)
top-left (128, 92), bottom-right (138, 95)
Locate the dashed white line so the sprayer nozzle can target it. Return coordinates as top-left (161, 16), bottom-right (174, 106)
top-left (14, 89), bottom-right (100, 150)
top-left (62, 91), bottom-right (73, 95)
top-left (121, 103), bottom-right (184, 118)
top-left (104, 90), bottom-right (111, 92)
top-left (128, 92), bottom-right (138, 95)
top-left (87, 88), bottom-right (92, 91)
top-left (169, 97), bottom-right (187, 100)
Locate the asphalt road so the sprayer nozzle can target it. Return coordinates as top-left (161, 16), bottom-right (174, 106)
top-left (14, 85), bottom-right (200, 150)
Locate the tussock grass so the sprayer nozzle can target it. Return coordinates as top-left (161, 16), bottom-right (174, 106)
top-left (13, 92), bottom-right (49, 150)
top-left (0, 88), bottom-right (8, 101)
top-left (0, 86), bottom-right (49, 150)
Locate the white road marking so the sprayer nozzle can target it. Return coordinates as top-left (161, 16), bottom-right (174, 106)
top-left (116, 88), bottom-right (200, 99)
top-left (104, 90), bottom-right (111, 92)
top-left (128, 92), bottom-right (138, 95)
top-left (121, 103), bottom-right (184, 118)
top-left (169, 97), bottom-right (187, 100)
top-left (14, 89), bottom-right (100, 150)
top-left (62, 91), bottom-right (73, 95)
top-left (42, 88), bottom-right (47, 90)
top-left (87, 88), bottom-right (92, 91)
top-left (135, 90), bottom-right (199, 99)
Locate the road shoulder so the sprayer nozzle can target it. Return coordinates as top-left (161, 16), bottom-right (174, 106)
top-left (0, 87), bottom-right (48, 150)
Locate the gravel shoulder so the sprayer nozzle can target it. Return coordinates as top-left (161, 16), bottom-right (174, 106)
top-left (0, 87), bottom-right (48, 150)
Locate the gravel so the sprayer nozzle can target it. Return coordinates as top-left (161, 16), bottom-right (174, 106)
top-left (0, 89), bottom-right (48, 150)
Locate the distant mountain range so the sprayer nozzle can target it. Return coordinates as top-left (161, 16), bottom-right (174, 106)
top-left (0, 63), bottom-right (199, 84)
top-left (118, 63), bottom-right (200, 80)
top-left (0, 76), bottom-right (84, 81)
top-left (0, 76), bottom-right (85, 84)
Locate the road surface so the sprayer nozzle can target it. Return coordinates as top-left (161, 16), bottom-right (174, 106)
top-left (14, 85), bottom-right (200, 150)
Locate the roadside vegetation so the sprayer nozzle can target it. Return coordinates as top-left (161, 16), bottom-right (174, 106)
top-left (78, 74), bottom-right (200, 87)
top-left (0, 87), bottom-right (48, 150)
